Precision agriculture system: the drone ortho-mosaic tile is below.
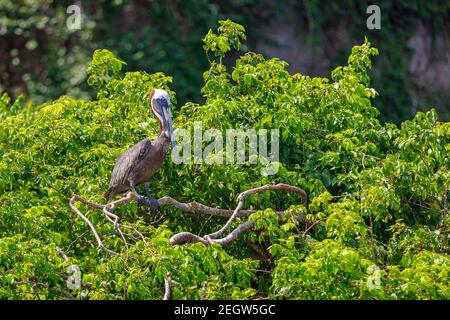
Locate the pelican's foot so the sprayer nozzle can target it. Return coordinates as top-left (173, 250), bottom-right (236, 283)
top-left (137, 196), bottom-right (159, 213)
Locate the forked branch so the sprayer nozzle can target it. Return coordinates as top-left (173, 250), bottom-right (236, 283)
top-left (170, 183), bottom-right (308, 246)
top-left (69, 184), bottom-right (308, 253)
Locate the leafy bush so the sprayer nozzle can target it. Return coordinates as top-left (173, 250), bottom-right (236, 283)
top-left (0, 20), bottom-right (448, 300)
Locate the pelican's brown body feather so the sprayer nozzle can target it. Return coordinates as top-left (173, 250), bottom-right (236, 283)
top-left (104, 134), bottom-right (170, 201)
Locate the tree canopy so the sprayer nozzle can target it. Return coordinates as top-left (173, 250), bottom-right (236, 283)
top-left (0, 20), bottom-right (448, 300)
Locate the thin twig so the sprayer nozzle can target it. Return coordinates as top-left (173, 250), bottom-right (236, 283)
top-left (369, 214), bottom-right (376, 261)
top-left (163, 274), bottom-right (171, 300)
top-left (69, 195), bottom-right (117, 255)
top-left (200, 281), bottom-right (207, 300)
top-left (56, 246), bottom-right (69, 261)
top-left (302, 219), bottom-right (321, 238)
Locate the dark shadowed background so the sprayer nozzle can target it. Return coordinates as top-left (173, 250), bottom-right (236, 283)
top-left (0, 0), bottom-right (448, 123)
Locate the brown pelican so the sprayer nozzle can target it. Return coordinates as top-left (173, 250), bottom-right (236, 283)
top-left (104, 88), bottom-right (176, 206)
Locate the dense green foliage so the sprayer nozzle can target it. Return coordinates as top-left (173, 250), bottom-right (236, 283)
top-left (1, 1), bottom-right (448, 123)
top-left (0, 20), bottom-right (449, 300)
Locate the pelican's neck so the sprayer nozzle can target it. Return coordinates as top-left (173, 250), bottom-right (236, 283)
top-left (159, 121), bottom-right (170, 140)
top-left (157, 117), bottom-right (163, 135)
top-left (154, 128), bottom-right (170, 157)
top-left (154, 115), bottom-right (170, 143)
top-left (150, 100), bottom-right (167, 137)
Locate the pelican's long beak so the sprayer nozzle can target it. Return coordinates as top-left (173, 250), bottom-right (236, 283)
top-left (163, 106), bottom-right (177, 153)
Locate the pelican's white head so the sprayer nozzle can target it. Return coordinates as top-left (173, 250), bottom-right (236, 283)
top-left (149, 89), bottom-right (176, 152)
top-left (151, 89), bottom-right (170, 108)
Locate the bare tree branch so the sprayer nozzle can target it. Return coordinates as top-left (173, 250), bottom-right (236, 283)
top-left (157, 196), bottom-right (285, 218)
top-left (56, 246), bottom-right (69, 260)
top-left (205, 184), bottom-right (307, 239)
top-left (200, 281), bottom-right (207, 300)
top-left (69, 192), bottom-right (141, 255)
top-left (170, 184), bottom-right (308, 246)
top-left (69, 184), bottom-right (308, 252)
top-left (169, 220), bottom-right (255, 246)
top-left (163, 274), bottom-right (171, 300)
